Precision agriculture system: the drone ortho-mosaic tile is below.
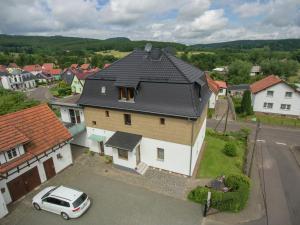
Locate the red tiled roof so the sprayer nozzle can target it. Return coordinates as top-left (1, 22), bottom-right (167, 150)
top-left (215, 80), bottom-right (227, 89)
top-left (51, 68), bottom-right (62, 75)
top-left (42, 63), bottom-right (54, 71)
top-left (0, 121), bottom-right (30, 152)
top-left (75, 71), bottom-right (93, 80)
top-left (71, 64), bottom-right (78, 68)
top-left (250, 75), bottom-right (282, 94)
top-left (0, 104), bottom-right (72, 173)
top-left (0, 65), bottom-right (7, 72)
top-left (23, 64), bottom-right (42, 72)
top-left (206, 74), bottom-right (219, 94)
top-left (104, 63), bottom-right (111, 69)
top-left (80, 64), bottom-right (90, 70)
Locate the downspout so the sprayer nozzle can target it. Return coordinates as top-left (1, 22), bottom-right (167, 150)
top-left (189, 119), bottom-right (194, 176)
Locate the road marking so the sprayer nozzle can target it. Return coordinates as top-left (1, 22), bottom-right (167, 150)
top-left (275, 142), bottom-right (287, 146)
top-left (257, 139), bottom-right (266, 143)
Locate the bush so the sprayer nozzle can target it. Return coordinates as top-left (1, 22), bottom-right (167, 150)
top-left (188, 174), bottom-right (250, 212)
top-left (223, 142), bottom-right (237, 157)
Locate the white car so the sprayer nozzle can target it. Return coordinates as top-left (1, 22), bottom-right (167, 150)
top-left (32, 185), bottom-right (91, 220)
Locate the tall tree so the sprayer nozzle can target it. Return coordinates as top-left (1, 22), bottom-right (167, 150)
top-left (228, 60), bottom-right (252, 84)
top-left (241, 90), bottom-right (253, 115)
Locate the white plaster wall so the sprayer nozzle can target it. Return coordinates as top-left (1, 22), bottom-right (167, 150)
top-left (0, 77), bottom-right (11, 89)
top-left (209, 93), bottom-right (216, 108)
top-left (0, 144), bottom-right (72, 205)
top-left (86, 127), bottom-right (113, 155)
top-left (0, 145), bottom-right (25, 164)
top-left (253, 83), bottom-right (300, 116)
top-left (60, 107), bottom-right (85, 123)
top-left (140, 137), bottom-right (191, 175)
top-left (71, 131), bottom-right (89, 147)
top-left (191, 118), bottom-right (206, 173)
top-left (218, 88), bottom-right (226, 96)
top-left (0, 192), bottom-right (8, 218)
top-left (112, 147), bottom-right (137, 169)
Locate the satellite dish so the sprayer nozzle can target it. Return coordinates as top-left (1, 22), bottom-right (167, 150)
top-left (145, 43), bottom-right (152, 52)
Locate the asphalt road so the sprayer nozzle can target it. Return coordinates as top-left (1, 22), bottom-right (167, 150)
top-left (207, 119), bottom-right (300, 225)
top-left (26, 86), bottom-right (55, 102)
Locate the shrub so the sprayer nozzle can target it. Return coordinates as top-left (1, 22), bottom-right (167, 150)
top-left (188, 174), bottom-right (250, 212)
top-left (223, 142), bottom-right (237, 157)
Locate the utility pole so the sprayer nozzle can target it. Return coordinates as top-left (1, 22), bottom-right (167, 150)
top-left (223, 96), bottom-right (230, 134)
top-left (248, 120), bottom-right (261, 177)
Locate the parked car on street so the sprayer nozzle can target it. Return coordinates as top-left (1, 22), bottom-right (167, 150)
top-left (32, 185), bottom-right (91, 220)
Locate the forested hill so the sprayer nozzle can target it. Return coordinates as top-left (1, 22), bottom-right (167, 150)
top-left (0, 34), bottom-right (299, 53)
top-left (190, 39), bottom-right (300, 51)
top-left (0, 35), bottom-right (186, 53)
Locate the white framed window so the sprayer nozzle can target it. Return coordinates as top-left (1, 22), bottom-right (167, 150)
top-left (263, 102), bottom-right (273, 109)
top-left (266, 90), bottom-right (274, 97)
top-left (6, 148), bottom-right (18, 160)
top-left (101, 86), bottom-right (106, 94)
top-left (280, 104), bottom-right (291, 110)
top-left (118, 149), bottom-right (128, 160)
top-left (285, 92), bottom-right (292, 98)
top-left (157, 148), bottom-right (164, 161)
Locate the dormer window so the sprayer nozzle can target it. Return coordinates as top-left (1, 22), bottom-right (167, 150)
top-left (7, 148), bottom-right (18, 160)
top-left (101, 86), bottom-right (106, 94)
top-left (119, 87), bottom-right (135, 102)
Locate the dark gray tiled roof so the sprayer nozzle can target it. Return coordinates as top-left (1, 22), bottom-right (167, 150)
top-left (61, 69), bottom-right (75, 85)
top-left (79, 48), bottom-right (210, 119)
top-left (105, 131), bottom-right (142, 151)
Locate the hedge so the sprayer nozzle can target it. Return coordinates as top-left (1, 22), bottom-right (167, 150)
top-left (188, 174), bottom-right (250, 212)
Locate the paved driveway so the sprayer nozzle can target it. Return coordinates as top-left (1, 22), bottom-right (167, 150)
top-left (1, 150), bottom-right (203, 225)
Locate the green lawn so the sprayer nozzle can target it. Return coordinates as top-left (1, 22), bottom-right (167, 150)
top-left (198, 134), bottom-right (246, 178)
top-left (95, 50), bottom-right (130, 58)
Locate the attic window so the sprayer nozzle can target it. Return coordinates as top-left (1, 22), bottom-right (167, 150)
top-left (119, 87), bottom-right (135, 102)
top-left (160, 118), bottom-right (165, 125)
top-left (101, 86), bottom-right (106, 94)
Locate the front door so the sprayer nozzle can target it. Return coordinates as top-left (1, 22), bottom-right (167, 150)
top-left (100, 141), bottom-right (105, 155)
top-left (43, 157), bottom-right (56, 180)
top-left (136, 145), bottom-right (141, 165)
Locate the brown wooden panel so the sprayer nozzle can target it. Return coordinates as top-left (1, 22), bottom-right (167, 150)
top-left (43, 157), bottom-right (56, 180)
top-left (7, 167), bottom-right (41, 202)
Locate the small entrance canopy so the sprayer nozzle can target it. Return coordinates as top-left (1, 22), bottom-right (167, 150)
top-left (88, 134), bottom-right (106, 142)
top-left (105, 131), bottom-right (142, 151)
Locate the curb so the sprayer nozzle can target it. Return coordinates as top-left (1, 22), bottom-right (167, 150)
top-left (290, 145), bottom-right (300, 168)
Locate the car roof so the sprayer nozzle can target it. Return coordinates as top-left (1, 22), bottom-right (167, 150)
top-left (50, 186), bottom-right (83, 202)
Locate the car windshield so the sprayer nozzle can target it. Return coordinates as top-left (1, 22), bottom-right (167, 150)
top-left (72, 193), bottom-right (87, 208)
top-left (42, 187), bottom-right (57, 199)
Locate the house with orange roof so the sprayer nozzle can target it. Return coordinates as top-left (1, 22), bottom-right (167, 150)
top-left (250, 75), bottom-right (300, 117)
top-left (80, 63), bottom-right (91, 70)
top-left (0, 105), bottom-right (73, 217)
top-left (214, 80), bottom-right (227, 96)
top-left (23, 64), bottom-right (42, 75)
top-left (206, 74), bottom-right (220, 109)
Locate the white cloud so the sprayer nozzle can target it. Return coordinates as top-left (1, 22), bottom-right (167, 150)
top-left (0, 0), bottom-right (299, 44)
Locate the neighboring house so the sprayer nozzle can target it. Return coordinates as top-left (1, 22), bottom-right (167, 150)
top-left (35, 72), bottom-right (54, 83)
top-left (295, 83), bottom-right (300, 92)
top-left (51, 95), bottom-right (88, 147)
top-left (80, 64), bottom-right (91, 71)
top-left (71, 71), bottom-right (92, 94)
top-left (6, 63), bottom-right (19, 73)
top-left (70, 64), bottom-right (79, 69)
top-left (51, 68), bottom-right (62, 80)
top-left (61, 68), bottom-right (76, 85)
top-left (250, 66), bottom-right (261, 76)
top-left (250, 75), bottom-right (300, 117)
top-left (228, 84), bottom-right (250, 97)
top-left (42, 63), bottom-right (54, 72)
top-left (215, 80), bottom-right (227, 96)
top-left (104, 63), bottom-right (111, 69)
top-left (78, 46), bottom-right (210, 176)
top-left (0, 70), bottom-right (36, 90)
top-left (0, 104), bottom-right (72, 218)
top-left (20, 71), bottom-right (36, 89)
top-left (23, 64), bottom-right (42, 75)
top-left (206, 74), bottom-right (219, 109)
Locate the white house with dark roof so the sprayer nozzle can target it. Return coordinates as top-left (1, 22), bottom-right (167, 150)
top-left (250, 75), bottom-right (300, 117)
top-left (77, 46), bottom-right (211, 176)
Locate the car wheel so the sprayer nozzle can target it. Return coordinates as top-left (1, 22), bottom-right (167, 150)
top-left (61, 212), bottom-right (70, 220)
top-left (33, 203), bottom-right (41, 210)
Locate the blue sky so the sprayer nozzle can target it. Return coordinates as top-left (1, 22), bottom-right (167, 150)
top-left (0, 0), bottom-right (299, 44)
